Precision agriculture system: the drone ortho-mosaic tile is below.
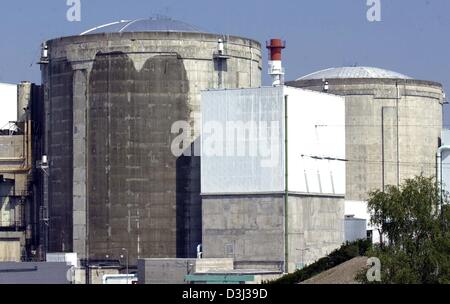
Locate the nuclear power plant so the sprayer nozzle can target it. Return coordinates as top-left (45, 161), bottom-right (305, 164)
top-left (0, 15), bottom-right (447, 284)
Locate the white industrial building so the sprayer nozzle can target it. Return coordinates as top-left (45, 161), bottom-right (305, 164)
top-left (0, 83), bottom-right (17, 130)
top-left (201, 86), bottom-right (345, 195)
top-left (201, 85), bottom-right (346, 272)
top-left (344, 201), bottom-right (374, 242)
top-left (439, 129), bottom-right (450, 195)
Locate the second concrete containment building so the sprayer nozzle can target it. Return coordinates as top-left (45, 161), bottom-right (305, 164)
top-left (39, 17), bottom-right (262, 263)
top-left (287, 66), bottom-right (444, 240)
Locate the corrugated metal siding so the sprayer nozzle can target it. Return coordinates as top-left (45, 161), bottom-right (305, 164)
top-left (201, 87), bottom-right (284, 194)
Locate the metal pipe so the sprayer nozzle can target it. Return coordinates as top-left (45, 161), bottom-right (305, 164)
top-left (284, 94), bottom-right (289, 273)
top-left (0, 157), bottom-right (25, 161)
top-left (122, 248), bottom-right (129, 284)
top-left (249, 46), bottom-right (253, 87)
top-left (381, 109), bottom-right (385, 190)
top-left (396, 82), bottom-right (400, 186)
top-left (28, 118), bottom-right (32, 169)
top-left (267, 39), bottom-right (286, 86)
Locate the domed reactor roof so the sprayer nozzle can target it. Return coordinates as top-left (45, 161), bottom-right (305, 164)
top-left (297, 66), bottom-right (412, 81)
top-left (80, 17), bottom-right (205, 35)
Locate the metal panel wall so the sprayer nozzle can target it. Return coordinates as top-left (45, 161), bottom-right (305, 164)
top-left (201, 86), bottom-right (345, 195)
top-left (201, 87), bottom-right (285, 194)
top-left (285, 87), bottom-right (345, 195)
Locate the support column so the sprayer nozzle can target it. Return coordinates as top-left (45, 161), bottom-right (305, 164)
top-left (72, 62), bottom-right (93, 259)
top-left (381, 106), bottom-right (399, 189)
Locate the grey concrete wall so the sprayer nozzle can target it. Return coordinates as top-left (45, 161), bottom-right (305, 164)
top-left (202, 194), bottom-right (344, 273)
top-left (29, 83), bottom-right (45, 259)
top-left (382, 106), bottom-right (399, 187)
top-left (17, 82), bottom-right (31, 123)
top-left (87, 52), bottom-right (190, 261)
top-left (138, 258), bottom-right (196, 284)
top-left (40, 63), bottom-right (52, 260)
top-left (43, 31), bottom-right (262, 263)
top-left (287, 79), bottom-right (443, 201)
top-left (202, 195), bottom-right (284, 269)
top-left (46, 59), bottom-right (73, 252)
top-left (195, 258), bottom-right (233, 273)
top-left (286, 195), bottom-right (344, 272)
top-left (137, 258), bottom-right (234, 284)
top-left (72, 66), bottom-right (89, 259)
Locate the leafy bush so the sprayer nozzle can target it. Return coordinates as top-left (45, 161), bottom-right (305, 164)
top-left (269, 239), bottom-right (372, 284)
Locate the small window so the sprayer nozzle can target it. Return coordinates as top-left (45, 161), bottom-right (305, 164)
top-left (366, 230), bottom-right (373, 241)
top-left (225, 243), bottom-right (234, 256)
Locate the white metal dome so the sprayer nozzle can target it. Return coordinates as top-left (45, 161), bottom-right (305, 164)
top-left (80, 17), bottom-right (204, 35)
top-left (297, 66), bottom-right (412, 80)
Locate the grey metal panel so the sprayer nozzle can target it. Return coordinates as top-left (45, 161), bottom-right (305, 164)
top-left (0, 262), bottom-right (72, 284)
top-left (440, 130), bottom-right (450, 192)
top-left (344, 218), bottom-right (367, 242)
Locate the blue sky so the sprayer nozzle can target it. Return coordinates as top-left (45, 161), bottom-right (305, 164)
top-left (1, 0), bottom-right (450, 122)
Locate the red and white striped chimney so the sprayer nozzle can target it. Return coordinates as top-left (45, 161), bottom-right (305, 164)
top-left (266, 39), bottom-right (286, 86)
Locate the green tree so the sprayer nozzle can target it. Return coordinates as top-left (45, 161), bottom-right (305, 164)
top-left (361, 176), bottom-right (450, 284)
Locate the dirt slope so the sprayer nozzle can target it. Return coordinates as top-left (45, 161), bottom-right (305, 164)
top-left (299, 257), bottom-right (368, 284)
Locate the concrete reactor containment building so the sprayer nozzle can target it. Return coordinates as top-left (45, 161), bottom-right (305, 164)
top-left (39, 17), bottom-right (262, 264)
top-left (287, 67), bottom-right (444, 241)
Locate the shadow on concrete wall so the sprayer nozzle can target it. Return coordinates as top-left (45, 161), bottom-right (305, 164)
top-left (176, 139), bottom-right (202, 258)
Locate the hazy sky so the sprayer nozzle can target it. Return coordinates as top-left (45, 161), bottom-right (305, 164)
top-left (1, 0), bottom-right (450, 123)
